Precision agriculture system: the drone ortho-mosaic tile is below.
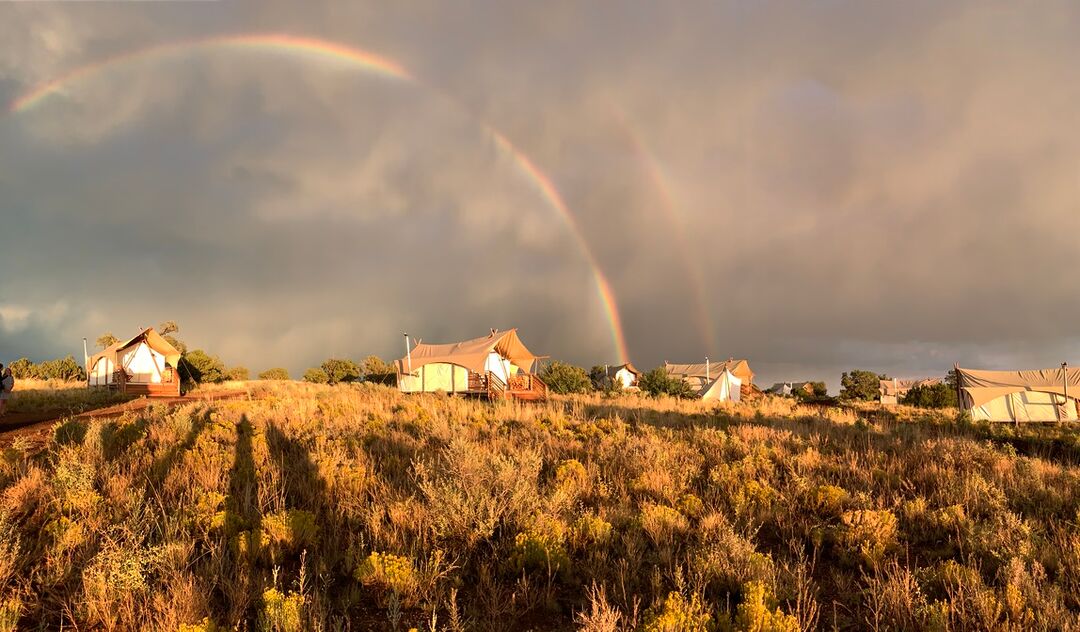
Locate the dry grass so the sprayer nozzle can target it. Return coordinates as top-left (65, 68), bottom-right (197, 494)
top-left (0, 382), bottom-right (1078, 630)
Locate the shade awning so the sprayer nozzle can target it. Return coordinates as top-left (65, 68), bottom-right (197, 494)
top-left (395, 329), bottom-right (540, 375)
top-left (956, 366), bottom-right (1080, 408)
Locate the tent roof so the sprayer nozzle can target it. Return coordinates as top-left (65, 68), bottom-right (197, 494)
top-left (665, 359), bottom-right (753, 381)
top-left (957, 366), bottom-right (1080, 408)
top-left (395, 329), bottom-right (541, 375)
top-left (89, 328), bottom-right (182, 370)
top-left (879, 377), bottom-right (942, 397)
top-left (614, 363), bottom-right (640, 375)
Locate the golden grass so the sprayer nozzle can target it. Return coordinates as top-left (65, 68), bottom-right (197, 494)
top-left (0, 383), bottom-right (1077, 630)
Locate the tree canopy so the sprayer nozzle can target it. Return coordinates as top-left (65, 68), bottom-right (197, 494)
top-left (539, 361), bottom-right (592, 395)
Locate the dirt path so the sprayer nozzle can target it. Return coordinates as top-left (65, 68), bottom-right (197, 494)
top-left (0, 389), bottom-right (250, 445)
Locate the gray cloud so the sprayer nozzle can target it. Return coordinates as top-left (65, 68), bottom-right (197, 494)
top-left (2, 1), bottom-right (1079, 388)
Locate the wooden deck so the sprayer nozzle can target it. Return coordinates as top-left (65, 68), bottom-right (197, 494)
top-left (466, 371), bottom-right (548, 401)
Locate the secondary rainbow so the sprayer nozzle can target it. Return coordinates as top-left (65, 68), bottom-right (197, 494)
top-left (613, 109), bottom-right (716, 353)
top-left (9, 33), bottom-right (630, 364)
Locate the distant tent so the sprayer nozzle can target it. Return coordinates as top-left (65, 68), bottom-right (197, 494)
top-left (879, 377), bottom-right (943, 405)
top-left (767, 381), bottom-right (817, 397)
top-left (87, 327), bottom-right (181, 397)
top-left (394, 329), bottom-right (547, 400)
top-left (665, 359), bottom-right (754, 389)
top-left (699, 369), bottom-right (742, 402)
top-left (612, 363), bottom-right (640, 390)
top-left (956, 366), bottom-right (1079, 422)
top-left (665, 360), bottom-right (751, 402)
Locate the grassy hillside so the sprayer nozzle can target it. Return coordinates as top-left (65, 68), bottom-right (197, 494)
top-left (0, 383), bottom-right (1078, 630)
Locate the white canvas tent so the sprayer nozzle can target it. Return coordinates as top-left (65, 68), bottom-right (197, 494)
top-left (665, 359), bottom-right (753, 401)
top-left (87, 328), bottom-right (181, 397)
top-left (394, 329), bottom-right (547, 400)
top-left (699, 369), bottom-right (742, 402)
top-left (612, 363), bottom-right (640, 390)
top-left (956, 366), bottom-right (1079, 422)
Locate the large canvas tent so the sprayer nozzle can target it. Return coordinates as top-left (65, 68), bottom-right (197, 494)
top-left (87, 328), bottom-right (182, 397)
top-left (665, 360), bottom-right (751, 402)
top-left (956, 366), bottom-right (1079, 422)
top-left (612, 363), bottom-right (640, 390)
top-left (879, 377), bottom-right (943, 405)
top-left (395, 329), bottom-right (547, 400)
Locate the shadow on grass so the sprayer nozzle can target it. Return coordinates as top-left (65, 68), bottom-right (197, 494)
top-left (148, 406), bottom-right (212, 483)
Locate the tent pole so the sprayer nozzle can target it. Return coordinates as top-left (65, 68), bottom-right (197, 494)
top-left (953, 363), bottom-right (964, 418)
top-left (404, 333), bottom-right (412, 374)
top-left (1062, 362), bottom-right (1069, 424)
top-left (83, 338), bottom-right (90, 387)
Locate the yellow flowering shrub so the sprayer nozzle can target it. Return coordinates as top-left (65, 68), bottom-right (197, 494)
top-left (259, 588), bottom-right (304, 632)
top-left (355, 552), bottom-right (418, 596)
top-left (839, 509), bottom-right (897, 566)
top-left (730, 581), bottom-right (799, 632)
top-left (643, 592), bottom-right (712, 632)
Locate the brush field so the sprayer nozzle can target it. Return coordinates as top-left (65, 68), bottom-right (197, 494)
top-left (1, 382), bottom-right (1079, 631)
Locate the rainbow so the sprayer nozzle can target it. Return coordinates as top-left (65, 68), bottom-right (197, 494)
top-left (612, 108), bottom-right (716, 354)
top-left (9, 33), bottom-right (630, 363)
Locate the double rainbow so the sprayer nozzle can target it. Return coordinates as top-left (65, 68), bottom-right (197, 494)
top-left (9, 33), bottom-right (630, 363)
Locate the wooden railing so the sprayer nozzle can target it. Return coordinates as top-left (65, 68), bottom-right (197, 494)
top-left (466, 371), bottom-right (546, 400)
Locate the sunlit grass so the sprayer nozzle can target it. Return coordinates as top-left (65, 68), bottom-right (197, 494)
top-left (0, 382), bottom-right (1077, 629)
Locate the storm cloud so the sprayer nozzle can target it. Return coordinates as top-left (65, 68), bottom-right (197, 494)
top-left (2, 1), bottom-right (1079, 388)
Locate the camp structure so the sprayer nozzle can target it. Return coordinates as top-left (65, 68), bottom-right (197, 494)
top-left (767, 381), bottom-right (818, 398)
top-left (612, 363), bottom-right (640, 390)
top-left (395, 329), bottom-right (548, 401)
top-left (87, 328), bottom-right (182, 397)
top-left (664, 359), bottom-right (752, 402)
top-left (879, 377), bottom-right (943, 405)
top-left (956, 366), bottom-right (1079, 423)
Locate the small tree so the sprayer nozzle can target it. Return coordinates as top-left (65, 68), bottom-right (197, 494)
top-left (36, 356), bottom-right (85, 381)
top-left (901, 383), bottom-right (958, 409)
top-left (225, 366), bottom-right (250, 381)
top-left (539, 361), bottom-right (592, 395)
top-left (182, 349), bottom-right (227, 384)
top-left (589, 365), bottom-right (612, 390)
top-left (258, 367), bottom-right (291, 381)
top-left (638, 367), bottom-right (696, 398)
top-left (303, 367), bottom-right (330, 384)
top-left (96, 333), bottom-right (119, 350)
top-left (840, 370), bottom-right (886, 401)
top-left (320, 358), bottom-right (361, 384)
top-left (361, 355), bottom-right (395, 385)
top-left (8, 358), bottom-right (35, 379)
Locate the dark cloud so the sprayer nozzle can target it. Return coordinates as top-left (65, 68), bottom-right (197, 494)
top-left (2, 1), bottom-right (1079, 388)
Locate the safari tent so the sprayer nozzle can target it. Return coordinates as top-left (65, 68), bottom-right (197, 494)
top-left (612, 363), bottom-right (640, 390)
top-left (879, 377), bottom-right (943, 405)
top-left (767, 381), bottom-right (818, 398)
top-left (87, 328), bottom-right (182, 397)
top-left (665, 359), bottom-right (752, 402)
top-left (395, 329), bottom-right (547, 401)
top-left (956, 366), bottom-right (1079, 423)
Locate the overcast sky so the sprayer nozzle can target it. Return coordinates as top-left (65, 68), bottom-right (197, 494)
top-left (1, 2), bottom-right (1079, 389)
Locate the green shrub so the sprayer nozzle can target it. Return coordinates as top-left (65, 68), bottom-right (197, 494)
top-left (182, 350), bottom-right (227, 384)
top-left (225, 366), bottom-right (250, 381)
top-left (901, 383), bottom-right (959, 409)
top-left (540, 361), bottom-right (593, 394)
top-left (320, 358), bottom-right (361, 384)
top-left (258, 367), bottom-right (291, 380)
top-left (639, 367), bottom-right (696, 398)
top-left (302, 368), bottom-right (329, 384)
top-left (840, 369), bottom-right (886, 401)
